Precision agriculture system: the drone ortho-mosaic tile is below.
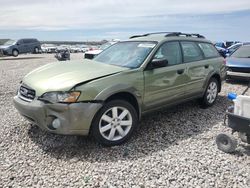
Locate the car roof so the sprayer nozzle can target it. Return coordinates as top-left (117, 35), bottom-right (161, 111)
top-left (128, 32), bottom-right (212, 43)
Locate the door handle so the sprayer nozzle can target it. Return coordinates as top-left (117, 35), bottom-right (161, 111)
top-left (204, 65), bottom-right (209, 69)
top-left (177, 69), bottom-right (184, 74)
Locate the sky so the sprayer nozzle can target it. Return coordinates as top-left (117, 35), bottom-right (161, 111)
top-left (0, 0), bottom-right (250, 42)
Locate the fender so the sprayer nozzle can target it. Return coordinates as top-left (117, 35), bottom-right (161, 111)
top-left (94, 83), bottom-right (143, 117)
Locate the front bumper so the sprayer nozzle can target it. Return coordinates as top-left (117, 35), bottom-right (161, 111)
top-left (13, 96), bottom-right (102, 135)
top-left (227, 71), bottom-right (250, 80)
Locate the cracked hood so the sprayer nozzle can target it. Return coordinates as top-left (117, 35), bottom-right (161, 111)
top-left (22, 59), bottom-right (128, 96)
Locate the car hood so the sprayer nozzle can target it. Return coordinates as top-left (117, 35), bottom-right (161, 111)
top-left (22, 59), bottom-right (128, 96)
top-left (0, 45), bottom-right (11, 49)
top-left (226, 57), bottom-right (250, 68)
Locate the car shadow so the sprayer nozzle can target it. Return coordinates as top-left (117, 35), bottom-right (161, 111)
top-left (26, 94), bottom-right (250, 162)
top-left (0, 56), bottom-right (44, 61)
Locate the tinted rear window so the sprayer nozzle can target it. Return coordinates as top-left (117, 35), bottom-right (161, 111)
top-left (198, 43), bottom-right (219, 58)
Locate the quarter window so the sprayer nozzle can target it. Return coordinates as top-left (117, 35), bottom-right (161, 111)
top-left (198, 43), bottom-right (219, 58)
top-left (153, 41), bottom-right (182, 66)
top-left (181, 42), bottom-right (203, 62)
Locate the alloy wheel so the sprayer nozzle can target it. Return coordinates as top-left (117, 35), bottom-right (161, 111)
top-left (206, 81), bottom-right (218, 104)
top-left (99, 106), bottom-right (133, 141)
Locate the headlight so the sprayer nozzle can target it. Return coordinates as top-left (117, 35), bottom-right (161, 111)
top-left (40, 91), bottom-right (81, 103)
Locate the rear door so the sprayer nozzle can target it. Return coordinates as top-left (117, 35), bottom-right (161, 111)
top-left (180, 41), bottom-right (208, 97)
top-left (143, 41), bottom-right (188, 110)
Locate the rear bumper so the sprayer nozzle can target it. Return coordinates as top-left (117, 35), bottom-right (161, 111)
top-left (13, 96), bottom-right (102, 135)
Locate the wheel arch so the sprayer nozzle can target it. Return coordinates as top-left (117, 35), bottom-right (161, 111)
top-left (204, 72), bottom-right (222, 93)
top-left (104, 92), bottom-right (141, 119)
top-left (211, 73), bottom-right (222, 92)
top-left (12, 48), bottom-right (19, 53)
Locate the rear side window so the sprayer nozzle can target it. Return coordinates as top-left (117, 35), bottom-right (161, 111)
top-left (181, 41), bottom-right (203, 63)
top-left (198, 43), bottom-right (219, 58)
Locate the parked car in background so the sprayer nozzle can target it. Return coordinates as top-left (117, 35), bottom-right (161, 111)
top-left (215, 42), bottom-right (227, 49)
top-left (41, 44), bottom-right (57, 53)
top-left (14, 32), bottom-right (226, 146)
top-left (69, 46), bottom-right (82, 53)
top-left (226, 45), bottom-right (250, 80)
top-left (215, 46), bottom-right (227, 58)
top-left (0, 38), bottom-right (41, 57)
top-left (84, 41), bottom-right (117, 59)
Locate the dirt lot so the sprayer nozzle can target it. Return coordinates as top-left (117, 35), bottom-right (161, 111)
top-left (0, 54), bottom-right (249, 187)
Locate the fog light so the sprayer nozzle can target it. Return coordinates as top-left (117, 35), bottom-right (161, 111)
top-left (52, 118), bottom-right (61, 129)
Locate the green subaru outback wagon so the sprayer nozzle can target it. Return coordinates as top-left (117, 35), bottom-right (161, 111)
top-left (14, 32), bottom-right (226, 146)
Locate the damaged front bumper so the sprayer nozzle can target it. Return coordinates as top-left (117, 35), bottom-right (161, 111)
top-left (13, 96), bottom-right (103, 135)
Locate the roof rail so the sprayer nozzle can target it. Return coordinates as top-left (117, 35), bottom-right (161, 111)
top-left (165, 32), bottom-right (205, 38)
top-left (129, 32), bottom-right (205, 39)
top-left (129, 32), bottom-right (175, 39)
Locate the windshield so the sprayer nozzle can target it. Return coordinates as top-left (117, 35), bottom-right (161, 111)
top-left (99, 42), bottom-right (113, 50)
top-left (231, 46), bottom-right (250, 58)
top-left (94, 41), bottom-right (156, 68)
top-left (4, 40), bottom-right (16, 45)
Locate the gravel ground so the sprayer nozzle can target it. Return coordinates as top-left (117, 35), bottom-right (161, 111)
top-left (0, 54), bottom-right (249, 187)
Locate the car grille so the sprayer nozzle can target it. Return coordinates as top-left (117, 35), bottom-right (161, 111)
top-left (84, 53), bottom-right (95, 59)
top-left (18, 85), bottom-right (36, 102)
top-left (229, 67), bottom-right (250, 73)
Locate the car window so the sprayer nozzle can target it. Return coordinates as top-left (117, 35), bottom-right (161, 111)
top-left (17, 40), bottom-right (24, 44)
top-left (181, 41), bottom-right (203, 62)
top-left (153, 41), bottom-right (182, 66)
top-left (198, 43), bottom-right (219, 58)
top-left (23, 39), bottom-right (31, 43)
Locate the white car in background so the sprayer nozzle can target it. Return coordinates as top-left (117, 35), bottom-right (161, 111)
top-left (41, 44), bottom-right (57, 53)
top-left (84, 41), bottom-right (118, 59)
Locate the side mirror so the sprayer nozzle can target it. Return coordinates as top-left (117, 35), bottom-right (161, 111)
top-left (148, 58), bottom-right (168, 70)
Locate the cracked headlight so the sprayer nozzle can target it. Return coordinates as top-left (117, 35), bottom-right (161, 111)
top-left (40, 91), bottom-right (81, 103)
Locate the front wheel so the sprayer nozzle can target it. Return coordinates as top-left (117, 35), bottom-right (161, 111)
top-left (91, 100), bottom-right (138, 146)
top-left (200, 78), bottom-right (219, 108)
top-left (12, 49), bottom-right (19, 57)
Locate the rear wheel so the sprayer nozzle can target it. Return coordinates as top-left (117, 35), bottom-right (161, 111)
top-left (12, 49), bottom-right (19, 57)
top-left (200, 77), bottom-right (219, 108)
top-left (91, 100), bottom-right (138, 146)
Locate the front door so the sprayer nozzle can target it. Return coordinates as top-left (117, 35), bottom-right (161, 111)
top-left (143, 41), bottom-right (188, 110)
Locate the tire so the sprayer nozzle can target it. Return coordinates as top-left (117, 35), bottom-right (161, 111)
top-left (34, 47), bottom-right (39, 54)
top-left (200, 77), bottom-right (219, 108)
top-left (91, 100), bottom-right (138, 146)
top-left (216, 133), bottom-right (237, 153)
top-left (12, 49), bottom-right (19, 57)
